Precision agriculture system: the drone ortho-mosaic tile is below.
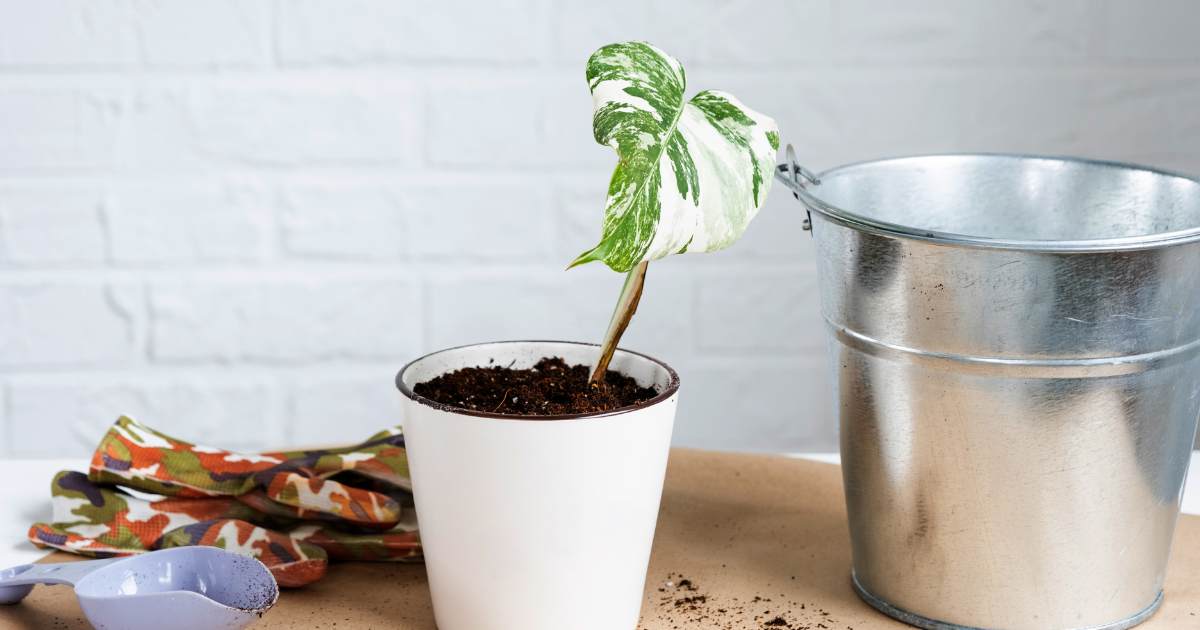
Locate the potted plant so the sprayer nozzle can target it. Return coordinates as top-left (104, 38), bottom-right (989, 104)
top-left (395, 41), bottom-right (778, 630)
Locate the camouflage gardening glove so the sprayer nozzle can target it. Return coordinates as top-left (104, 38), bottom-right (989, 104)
top-left (29, 416), bottom-right (421, 587)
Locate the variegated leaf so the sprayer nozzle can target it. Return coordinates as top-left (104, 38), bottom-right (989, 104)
top-left (570, 41), bottom-right (779, 273)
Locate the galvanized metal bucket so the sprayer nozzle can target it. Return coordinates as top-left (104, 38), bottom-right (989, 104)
top-left (775, 151), bottom-right (1200, 630)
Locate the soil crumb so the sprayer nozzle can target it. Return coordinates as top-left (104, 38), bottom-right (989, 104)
top-left (648, 574), bottom-right (843, 630)
top-left (413, 357), bottom-right (659, 416)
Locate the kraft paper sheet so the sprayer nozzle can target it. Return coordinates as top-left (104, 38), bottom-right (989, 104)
top-left (3, 448), bottom-right (1198, 629)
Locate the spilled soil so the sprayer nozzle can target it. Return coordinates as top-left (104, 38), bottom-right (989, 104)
top-left (643, 574), bottom-right (854, 630)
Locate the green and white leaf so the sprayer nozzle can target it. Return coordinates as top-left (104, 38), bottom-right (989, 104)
top-left (570, 41), bottom-right (780, 273)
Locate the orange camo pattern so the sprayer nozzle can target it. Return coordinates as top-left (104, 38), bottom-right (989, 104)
top-left (30, 416), bottom-right (421, 587)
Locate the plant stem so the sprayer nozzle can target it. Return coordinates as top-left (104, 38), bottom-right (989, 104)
top-left (589, 261), bottom-right (649, 385)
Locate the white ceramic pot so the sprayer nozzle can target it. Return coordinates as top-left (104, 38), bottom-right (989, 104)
top-left (396, 341), bottom-right (680, 630)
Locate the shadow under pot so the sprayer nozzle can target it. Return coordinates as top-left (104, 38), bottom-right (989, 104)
top-left (395, 340), bottom-right (680, 630)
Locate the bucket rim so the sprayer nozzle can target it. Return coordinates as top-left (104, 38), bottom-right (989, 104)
top-left (783, 152), bottom-right (1200, 252)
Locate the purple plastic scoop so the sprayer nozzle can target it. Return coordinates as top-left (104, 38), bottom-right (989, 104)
top-left (0, 546), bottom-right (278, 630)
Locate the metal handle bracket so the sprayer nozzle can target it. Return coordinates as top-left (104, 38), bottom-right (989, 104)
top-left (774, 144), bottom-right (819, 232)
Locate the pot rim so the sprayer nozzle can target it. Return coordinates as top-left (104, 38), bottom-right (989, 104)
top-left (395, 340), bottom-right (681, 421)
top-left (782, 153), bottom-right (1200, 252)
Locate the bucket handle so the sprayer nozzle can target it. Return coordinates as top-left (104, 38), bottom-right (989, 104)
top-left (774, 144), bottom-right (820, 231)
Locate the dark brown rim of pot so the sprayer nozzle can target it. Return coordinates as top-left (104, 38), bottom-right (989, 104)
top-left (395, 340), bottom-right (681, 421)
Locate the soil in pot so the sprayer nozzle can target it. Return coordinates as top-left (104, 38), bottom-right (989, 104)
top-left (413, 357), bottom-right (659, 416)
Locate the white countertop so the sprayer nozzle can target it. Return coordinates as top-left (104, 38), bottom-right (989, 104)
top-left (2, 459), bottom-right (91, 569)
top-left (3, 453), bottom-right (1200, 570)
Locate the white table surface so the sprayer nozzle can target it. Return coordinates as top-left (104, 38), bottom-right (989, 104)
top-left (3, 453), bottom-right (1200, 570)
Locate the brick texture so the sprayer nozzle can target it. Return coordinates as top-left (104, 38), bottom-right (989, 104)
top-left (7, 376), bottom-right (274, 457)
top-left (0, 283), bottom-right (138, 368)
top-left (0, 87), bottom-right (123, 172)
top-left (107, 180), bottom-right (271, 263)
top-left (0, 186), bottom-right (107, 265)
top-left (288, 374), bottom-right (402, 447)
top-left (0, 0), bottom-right (135, 67)
top-left (279, 182), bottom-right (405, 261)
top-left (149, 277), bottom-right (419, 363)
top-left (277, 0), bottom-right (542, 66)
top-left (1, 1), bottom-right (1198, 457)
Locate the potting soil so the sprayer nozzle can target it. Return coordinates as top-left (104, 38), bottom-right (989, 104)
top-left (412, 357), bottom-right (658, 415)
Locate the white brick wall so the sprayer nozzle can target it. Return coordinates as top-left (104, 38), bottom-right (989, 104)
top-left (1, 1), bottom-right (1198, 458)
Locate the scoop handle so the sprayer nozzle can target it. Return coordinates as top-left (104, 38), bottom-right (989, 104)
top-left (0, 557), bottom-right (122, 603)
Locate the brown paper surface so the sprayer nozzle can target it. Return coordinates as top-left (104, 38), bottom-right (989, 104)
top-left (3, 448), bottom-right (1198, 629)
